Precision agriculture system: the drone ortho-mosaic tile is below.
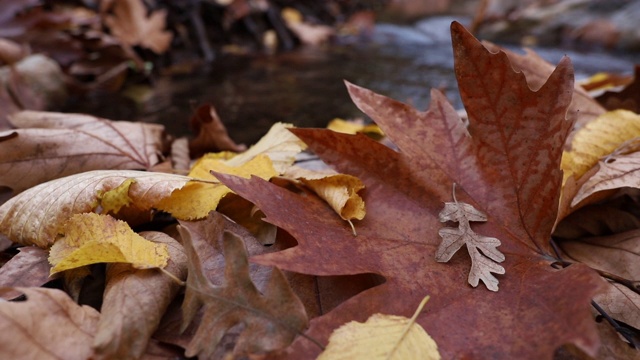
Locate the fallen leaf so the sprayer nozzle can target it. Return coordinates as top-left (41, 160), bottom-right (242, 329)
top-left (188, 103), bottom-right (246, 158)
top-left (156, 153), bottom-right (277, 220)
top-left (0, 169), bottom-right (191, 247)
top-left (49, 213), bottom-right (169, 274)
top-left (482, 41), bottom-right (605, 131)
top-left (284, 165), bottom-right (366, 223)
top-left (0, 246), bottom-right (51, 299)
top-left (282, 8), bottom-right (335, 46)
top-left (178, 221), bottom-right (308, 358)
top-left (327, 118), bottom-right (384, 137)
top-left (594, 282), bottom-right (640, 331)
top-left (0, 110), bottom-right (165, 193)
top-left (92, 231), bottom-right (187, 359)
top-left (436, 185), bottom-right (505, 291)
top-left (318, 295), bottom-right (440, 360)
top-left (562, 110), bottom-right (640, 183)
top-left (0, 287), bottom-right (100, 360)
top-left (217, 22), bottom-right (605, 358)
top-left (224, 122), bottom-right (306, 173)
top-left (104, 0), bottom-right (172, 53)
top-left (597, 65), bottom-right (640, 113)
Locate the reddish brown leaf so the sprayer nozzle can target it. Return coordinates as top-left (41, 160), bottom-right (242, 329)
top-left (218, 22), bottom-right (605, 358)
top-left (92, 232), bottom-right (187, 359)
top-left (188, 104), bottom-right (246, 158)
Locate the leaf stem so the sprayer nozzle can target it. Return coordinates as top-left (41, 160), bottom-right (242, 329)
top-left (386, 295), bottom-right (430, 360)
top-left (591, 300), bottom-right (639, 349)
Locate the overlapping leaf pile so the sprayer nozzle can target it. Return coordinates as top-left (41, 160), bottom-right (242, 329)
top-left (0, 21), bottom-right (638, 359)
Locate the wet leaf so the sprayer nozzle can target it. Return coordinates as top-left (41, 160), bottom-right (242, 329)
top-left (218, 22), bottom-right (605, 359)
top-left (92, 232), bottom-right (187, 359)
top-left (0, 111), bottom-right (165, 193)
top-left (49, 213), bottom-right (169, 275)
top-left (0, 287), bottom-right (100, 360)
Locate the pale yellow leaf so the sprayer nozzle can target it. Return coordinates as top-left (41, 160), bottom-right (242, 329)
top-left (562, 110), bottom-right (640, 182)
top-left (156, 154), bottom-right (277, 220)
top-left (99, 178), bottom-right (136, 214)
top-left (318, 296), bottom-right (440, 360)
top-left (0, 170), bottom-right (191, 247)
top-left (49, 213), bottom-right (169, 275)
top-left (224, 122), bottom-right (306, 173)
top-left (284, 166), bottom-right (365, 221)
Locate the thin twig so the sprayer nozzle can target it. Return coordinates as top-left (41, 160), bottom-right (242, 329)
top-left (592, 300), bottom-right (639, 349)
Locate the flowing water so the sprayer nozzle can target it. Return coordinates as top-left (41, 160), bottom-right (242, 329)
top-left (119, 16), bottom-right (640, 143)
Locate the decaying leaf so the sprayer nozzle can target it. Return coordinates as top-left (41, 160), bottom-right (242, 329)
top-left (0, 110), bottom-right (165, 193)
top-left (562, 109), bottom-right (640, 183)
top-left (318, 296), bottom-right (440, 360)
top-left (156, 154), bottom-right (277, 220)
top-left (49, 213), bottom-right (169, 274)
top-left (178, 223), bottom-right (308, 358)
top-left (188, 103), bottom-right (246, 158)
top-left (0, 287), bottom-right (100, 360)
top-left (0, 246), bottom-right (51, 300)
top-left (436, 185), bottom-right (505, 291)
top-left (92, 231), bottom-right (187, 360)
top-left (0, 170), bottom-right (191, 247)
top-left (594, 282), bottom-right (640, 331)
top-left (217, 22), bottom-right (605, 359)
top-left (103, 0), bottom-right (172, 53)
top-left (327, 118), bottom-right (384, 137)
top-left (284, 165), bottom-right (366, 224)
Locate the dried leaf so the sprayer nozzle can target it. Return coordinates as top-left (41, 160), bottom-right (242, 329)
top-left (104, 0), bottom-right (172, 53)
top-left (224, 122), bottom-right (306, 173)
top-left (188, 104), bottom-right (246, 158)
top-left (0, 246), bottom-right (50, 299)
top-left (0, 287), bottom-right (100, 360)
top-left (0, 170), bottom-right (191, 247)
top-left (327, 118), bottom-right (384, 137)
top-left (218, 22), bottom-right (605, 359)
top-left (284, 166), bottom-right (365, 222)
top-left (156, 154), bottom-right (277, 220)
top-left (594, 282), bottom-right (640, 331)
top-left (49, 213), bottom-right (169, 274)
top-left (0, 110), bottom-right (164, 193)
top-left (92, 231), bottom-right (187, 359)
top-left (178, 223), bottom-right (308, 358)
top-left (318, 296), bottom-right (440, 360)
top-left (597, 65), bottom-right (640, 113)
top-left (562, 110), bottom-right (640, 183)
top-left (436, 186), bottom-right (505, 291)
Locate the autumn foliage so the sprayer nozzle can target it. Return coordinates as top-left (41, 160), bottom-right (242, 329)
top-left (0, 21), bottom-right (638, 359)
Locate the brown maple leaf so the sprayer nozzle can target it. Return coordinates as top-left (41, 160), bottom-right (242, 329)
top-left (103, 0), bottom-right (172, 54)
top-left (217, 21), bottom-right (607, 359)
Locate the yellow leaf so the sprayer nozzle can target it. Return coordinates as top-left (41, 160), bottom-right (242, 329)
top-left (562, 110), bottom-right (640, 182)
top-left (49, 213), bottom-right (168, 275)
top-left (99, 178), bottom-right (136, 214)
top-left (285, 166), bottom-right (366, 221)
top-left (224, 122), bottom-right (306, 173)
top-left (157, 154), bottom-right (277, 219)
top-left (327, 118), bottom-right (384, 137)
top-left (319, 296), bottom-right (440, 360)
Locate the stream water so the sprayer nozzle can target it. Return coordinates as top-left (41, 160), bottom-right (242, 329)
top-left (132, 17), bottom-right (639, 143)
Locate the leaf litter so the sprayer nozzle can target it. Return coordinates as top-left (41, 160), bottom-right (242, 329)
top-left (0, 19), bottom-right (637, 359)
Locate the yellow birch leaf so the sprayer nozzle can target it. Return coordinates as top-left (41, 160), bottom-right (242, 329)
top-left (99, 178), bottom-right (136, 214)
top-left (156, 154), bottom-right (277, 220)
top-left (327, 118), bottom-right (384, 137)
top-left (318, 296), bottom-right (440, 360)
top-left (285, 166), bottom-right (366, 221)
top-left (562, 110), bottom-right (640, 182)
top-left (49, 213), bottom-right (168, 275)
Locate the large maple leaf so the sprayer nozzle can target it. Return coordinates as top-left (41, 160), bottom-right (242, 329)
top-left (218, 22), bottom-right (605, 358)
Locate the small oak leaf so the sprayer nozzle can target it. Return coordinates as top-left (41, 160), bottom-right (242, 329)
top-left (436, 185), bottom-right (505, 291)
